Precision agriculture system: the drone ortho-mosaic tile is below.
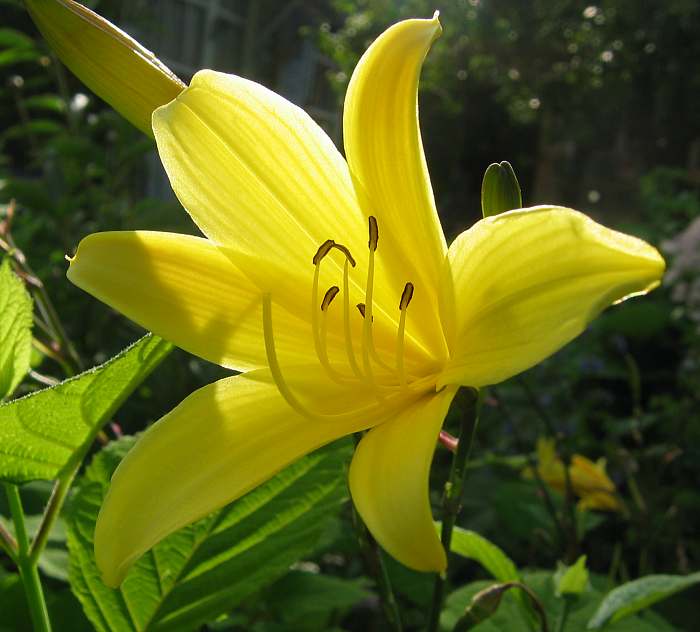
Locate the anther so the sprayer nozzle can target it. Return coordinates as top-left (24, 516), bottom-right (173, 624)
top-left (332, 243), bottom-right (356, 267)
top-left (321, 286), bottom-right (340, 311)
top-left (312, 239), bottom-right (335, 265)
top-left (368, 216), bottom-right (379, 251)
top-left (356, 303), bottom-right (373, 321)
top-left (399, 282), bottom-right (415, 310)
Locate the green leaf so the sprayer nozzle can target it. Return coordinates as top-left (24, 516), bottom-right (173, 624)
top-left (66, 436), bottom-right (353, 632)
top-left (263, 570), bottom-right (371, 628)
top-left (555, 555), bottom-right (589, 597)
top-left (448, 526), bottom-right (519, 582)
top-left (587, 572), bottom-right (700, 629)
top-left (0, 334), bottom-right (172, 483)
top-left (441, 571), bottom-right (676, 632)
top-left (481, 161), bottom-right (522, 217)
top-left (0, 259), bottom-right (33, 400)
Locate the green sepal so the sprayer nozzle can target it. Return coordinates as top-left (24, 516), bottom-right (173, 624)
top-left (481, 160), bottom-right (523, 217)
top-left (25, 0), bottom-right (186, 136)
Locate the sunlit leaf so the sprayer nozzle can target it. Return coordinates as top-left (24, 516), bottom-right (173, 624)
top-left (0, 259), bottom-right (33, 400)
top-left (0, 334), bottom-right (172, 483)
top-left (447, 526), bottom-right (519, 582)
top-left (66, 436), bottom-right (352, 632)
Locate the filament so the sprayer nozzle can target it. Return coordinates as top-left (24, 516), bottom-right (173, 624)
top-left (262, 293), bottom-right (426, 421)
top-left (342, 259), bottom-right (364, 379)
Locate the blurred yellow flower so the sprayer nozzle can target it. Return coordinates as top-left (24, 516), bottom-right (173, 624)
top-left (524, 438), bottom-right (622, 512)
top-left (67, 15), bottom-right (657, 586)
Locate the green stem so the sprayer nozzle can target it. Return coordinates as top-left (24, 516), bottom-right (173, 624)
top-left (30, 469), bottom-right (76, 565)
top-left (4, 484), bottom-right (52, 632)
top-left (0, 519), bottom-right (18, 564)
top-left (554, 597), bottom-right (571, 632)
top-left (351, 436), bottom-right (403, 632)
top-left (427, 388), bottom-right (481, 632)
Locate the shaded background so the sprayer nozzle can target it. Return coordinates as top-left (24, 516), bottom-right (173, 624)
top-left (1, 0), bottom-right (700, 630)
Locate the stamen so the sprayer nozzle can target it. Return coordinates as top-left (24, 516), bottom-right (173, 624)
top-left (368, 216), bottom-right (379, 251)
top-left (399, 282), bottom-right (415, 311)
top-left (356, 303), bottom-right (370, 320)
top-left (361, 236), bottom-right (377, 383)
top-left (312, 239), bottom-right (335, 265)
top-left (262, 292), bottom-right (429, 421)
top-left (332, 243), bottom-right (356, 267)
top-left (396, 282), bottom-right (414, 388)
top-left (312, 259), bottom-right (344, 384)
top-left (342, 259), bottom-right (364, 379)
top-left (321, 286), bottom-right (340, 311)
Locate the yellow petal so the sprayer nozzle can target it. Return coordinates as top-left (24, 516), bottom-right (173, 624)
top-left (439, 206), bottom-right (665, 387)
top-left (95, 368), bottom-right (392, 587)
top-left (569, 455), bottom-right (615, 495)
top-left (26, 0), bottom-right (184, 135)
top-left (343, 15), bottom-right (448, 360)
top-left (348, 386), bottom-right (457, 572)
top-left (66, 231), bottom-right (321, 371)
top-left (151, 70), bottom-right (428, 362)
top-left (577, 491), bottom-right (622, 512)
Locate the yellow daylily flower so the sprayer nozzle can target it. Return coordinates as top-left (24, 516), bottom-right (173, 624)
top-left (523, 438), bottom-right (622, 512)
top-left (66, 15), bottom-right (661, 587)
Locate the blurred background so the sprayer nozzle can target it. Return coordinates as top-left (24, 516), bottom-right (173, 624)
top-left (1, 0), bottom-right (699, 629)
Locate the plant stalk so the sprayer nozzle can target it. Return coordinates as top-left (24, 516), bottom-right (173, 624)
top-left (427, 387), bottom-right (481, 632)
top-left (4, 484), bottom-right (52, 632)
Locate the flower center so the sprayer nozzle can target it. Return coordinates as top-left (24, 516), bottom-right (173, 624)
top-left (262, 216), bottom-right (427, 421)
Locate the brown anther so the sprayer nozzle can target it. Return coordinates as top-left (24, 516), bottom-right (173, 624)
top-left (368, 216), bottom-right (379, 251)
top-left (356, 303), bottom-right (374, 321)
top-left (399, 282), bottom-right (415, 310)
top-left (332, 243), bottom-right (357, 267)
top-left (312, 239), bottom-right (335, 265)
top-left (321, 286), bottom-right (340, 311)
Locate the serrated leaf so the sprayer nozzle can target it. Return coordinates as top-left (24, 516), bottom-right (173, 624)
top-left (264, 570), bottom-right (371, 625)
top-left (555, 555), bottom-right (589, 597)
top-left (66, 435), bottom-right (353, 632)
top-left (0, 259), bottom-right (33, 400)
top-left (0, 334), bottom-right (172, 483)
top-left (587, 572), bottom-right (700, 629)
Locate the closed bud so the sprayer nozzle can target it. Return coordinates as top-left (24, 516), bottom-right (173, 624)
top-left (25, 0), bottom-right (186, 136)
top-left (481, 160), bottom-right (522, 217)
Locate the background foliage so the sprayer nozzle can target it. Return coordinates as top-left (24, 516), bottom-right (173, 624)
top-left (1, 0), bottom-right (699, 630)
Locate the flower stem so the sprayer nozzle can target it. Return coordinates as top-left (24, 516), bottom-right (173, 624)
top-left (4, 484), bottom-right (52, 632)
top-left (351, 434), bottom-right (403, 632)
top-left (427, 387), bottom-right (481, 632)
